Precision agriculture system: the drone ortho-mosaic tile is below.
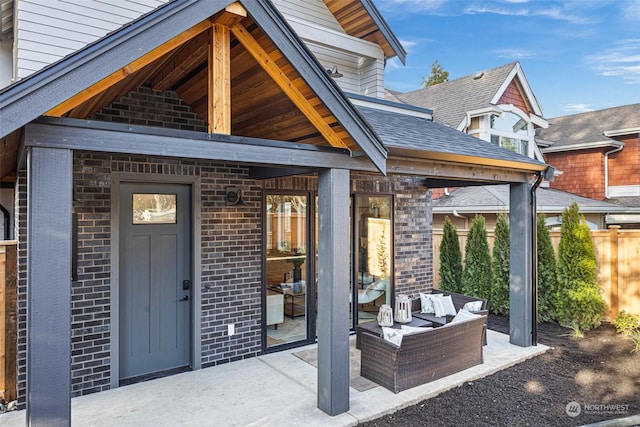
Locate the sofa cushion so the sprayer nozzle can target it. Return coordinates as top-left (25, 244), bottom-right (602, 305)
top-left (382, 327), bottom-right (403, 346)
top-left (419, 292), bottom-right (442, 314)
top-left (450, 308), bottom-right (482, 324)
top-left (433, 295), bottom-right (456, 318)
top-left (463, 300), bottom-right (484, 312)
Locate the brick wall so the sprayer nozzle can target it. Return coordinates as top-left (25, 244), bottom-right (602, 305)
top-left (545, 149), bottom-right (606, 199)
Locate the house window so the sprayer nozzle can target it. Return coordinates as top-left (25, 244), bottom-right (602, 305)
top-left (490, 112), bottom-right (530, 156)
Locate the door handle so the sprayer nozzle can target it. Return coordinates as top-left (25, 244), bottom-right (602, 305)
top-left (179, 295), bottom-right (189, 302)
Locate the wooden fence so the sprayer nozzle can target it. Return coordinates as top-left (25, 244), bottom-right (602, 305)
top-left (0, 241), bottom-right (17, 402)
top-left (432, 226), bottom-right (640, 319)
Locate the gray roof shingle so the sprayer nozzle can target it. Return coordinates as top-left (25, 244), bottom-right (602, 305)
top-left (537, 103), bottom-right (640, 148)
top-left (355, 105), bottom-right (544, 168)
top-left (394, 62), bottom-right (518, 128)
top-left (432, 185), bottom-right (631, 212)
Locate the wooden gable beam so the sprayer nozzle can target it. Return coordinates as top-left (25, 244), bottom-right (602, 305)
top-left (209, 3), bottom-right (247, 134)
top-left (229, 23), bottom-right (349, 150)
top-left (45, 20), bottom-right (212, 117)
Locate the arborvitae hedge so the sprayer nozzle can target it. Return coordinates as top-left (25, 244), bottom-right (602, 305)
top-left (556, 202), bottom-right (607, 331)
top-left (537, 215), bottom-right (558, 322)
top-left (490, 213), bottom-right (510, 315)
top-left (461, 215), bottom-right (493, 300)
top-left (439, 216), bottom-right (463, 293)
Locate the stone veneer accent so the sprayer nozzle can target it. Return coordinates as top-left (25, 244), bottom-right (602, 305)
top-left (14, 84), bottom-right (434, 404)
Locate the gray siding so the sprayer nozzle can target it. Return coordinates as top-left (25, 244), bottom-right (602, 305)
top-left (273, 0), bottom-right (343, 32)
top-left (15, 0), bottom-right (165, 78)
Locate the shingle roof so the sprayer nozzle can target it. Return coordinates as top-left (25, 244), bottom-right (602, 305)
top-left (355, 105), bottom-right (544, 169)
top-left (432, 185), bottom-right (631, 213)
top-left (537, 103), bottom-right (640, 148)
top-left (394, 62), bottom-right (518, 128)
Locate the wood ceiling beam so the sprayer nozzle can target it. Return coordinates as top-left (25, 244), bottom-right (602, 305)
top-left (151, 32), bottom-right (210, 91)
top-left (229, 22), bottom-right (349, 150)
top-left (45, 19), bottom-right (212, 117)
top-left (209, 3), bottom-right (247, 134)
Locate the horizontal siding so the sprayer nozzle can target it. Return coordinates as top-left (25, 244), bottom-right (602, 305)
top-left (360, 58), bottom-right (384, 98)
top-left (15, 0), bottom-right (166, 79)
top-left (273, 0), bottom-right (343, 33)
top-left (308, 43), bottom-right (360, 94)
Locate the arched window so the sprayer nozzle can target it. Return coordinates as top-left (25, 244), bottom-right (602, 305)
top-left (490, 110), bottom-right (531, 156)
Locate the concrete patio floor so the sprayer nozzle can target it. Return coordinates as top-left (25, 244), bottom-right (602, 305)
top-left (0, 330), bottom-right (548, 426)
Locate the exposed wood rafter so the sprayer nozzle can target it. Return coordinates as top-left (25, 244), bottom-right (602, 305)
top-left (45, 20), bottom-right (212, 117)
top-left (229, 22), bottom-right (349, 150)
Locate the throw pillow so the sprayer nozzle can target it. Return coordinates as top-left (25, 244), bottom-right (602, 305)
top-left (451, 308), bottom-right (481, 324)
top-left (419, 293), bottom-right (443, 313)
top-left (382, 327), bottom-right (403, 346)
top-left (433, 295), bottom-right (456, 318)
top-left (400, 325), bottom-right (432, 335)
top-left (463, 300), bottom-right (484, 312)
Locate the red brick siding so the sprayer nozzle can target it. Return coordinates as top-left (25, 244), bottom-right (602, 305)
top-left (545, 149), bottom-right (606, 199)
top-left (497, 79), bottom-right (531, 115)
top-left (608, 134), bottom-right (640, 187)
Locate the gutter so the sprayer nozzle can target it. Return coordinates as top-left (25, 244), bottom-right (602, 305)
top-left (604, 142), bottom-right (625, 198)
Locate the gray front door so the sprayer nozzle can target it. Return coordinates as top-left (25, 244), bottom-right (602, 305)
top-left (119, 182), bottom-right (191, 380)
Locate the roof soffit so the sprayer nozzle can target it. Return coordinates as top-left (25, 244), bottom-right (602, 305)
top-left (322, 0), bottom-right (405, 63)
top-left (0, 0), bottom-right (388, 176)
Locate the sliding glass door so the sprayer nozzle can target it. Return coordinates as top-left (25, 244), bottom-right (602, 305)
top-left (352, 195), bottom-right (393, 326)
top-left (264, 193), bottom-right (313, 348)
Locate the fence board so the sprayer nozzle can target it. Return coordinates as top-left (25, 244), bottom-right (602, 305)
top-left (0, 241), bottom-right (17, 403)
top-left (433, 228), bottom-right (640, 319)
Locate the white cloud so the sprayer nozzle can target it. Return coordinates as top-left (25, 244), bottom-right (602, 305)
top-left (621, 2), bottom-right (640, 21)
top-left (493, 48), bottom-right (535, 59)
top-left (463, 5), bottom-right (596, 25)
top-left (399, 39), bottom-right (418, 52)
top-left (374, 0), bottom-right (447, 13)
top-left (586, 39), bottom-right (640, 84)
top-left (562, 104), bottom-right (593, 114)
top-left (385, 57), bottom-right (404, 71)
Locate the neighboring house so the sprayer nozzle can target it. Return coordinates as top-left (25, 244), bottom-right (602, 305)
top-left (0, 0), bottom-right (547, 422)
top-left (392, 62), bottom-right (549, 162)
top-left (537, 104), bottom-right (640, 228)
top-left (432, 185), bottom-right (633, 230)
top-left (389, 62), bottom-right (636, 230)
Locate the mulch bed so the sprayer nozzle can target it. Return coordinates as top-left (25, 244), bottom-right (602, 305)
top-left (360, 315), bottom-right (640, 427)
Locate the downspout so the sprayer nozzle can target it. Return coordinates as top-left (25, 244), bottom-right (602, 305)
top-left (530, 172), bottom-right (544, 346)
top-left (604, 144), bottom-right (624, 199)
top-left (453, 209), bottom-right (468, 228)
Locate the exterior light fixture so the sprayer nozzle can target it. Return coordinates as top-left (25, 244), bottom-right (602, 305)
top-left (326, 65), bottom-right (343, 78)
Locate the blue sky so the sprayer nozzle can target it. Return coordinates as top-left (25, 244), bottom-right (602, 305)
top-left (374, 0), bottom-right (640, 118)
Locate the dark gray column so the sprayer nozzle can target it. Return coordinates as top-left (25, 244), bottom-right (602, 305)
top-left (509, 182), bottom-right (533, 347)
top-left (27, 147), bottom-right (73, 426)
top-left (316, 168), bottom-right (350, 416)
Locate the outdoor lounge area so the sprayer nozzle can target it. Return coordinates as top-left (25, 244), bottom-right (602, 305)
top-left (0, 329), bottom-right (547, 426)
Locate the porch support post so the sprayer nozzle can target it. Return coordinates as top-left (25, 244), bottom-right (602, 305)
top-left (27, 147), bottom-right (73, 425)
top-left (509, 182), bottom-right (533, 347)
top-left (317, 168), bottom-right (350, 416)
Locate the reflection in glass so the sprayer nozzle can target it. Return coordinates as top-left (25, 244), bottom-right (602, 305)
top-left (353, 196), bottom-right (392, 325)
top-left (265, 194), bottom-right (308, 347)
top-left (132, 194), bottom-right (177, 224)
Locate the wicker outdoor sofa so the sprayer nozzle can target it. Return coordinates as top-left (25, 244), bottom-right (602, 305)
top-left (359, 315), bottom-right (485, 393)
top-left (411, 290), bottom-right (488, 345)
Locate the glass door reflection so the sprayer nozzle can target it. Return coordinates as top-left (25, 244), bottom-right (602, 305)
top-left (265, 194), bottom-right (309, 348)
top-left (353, 195), bottom-right (392, 326)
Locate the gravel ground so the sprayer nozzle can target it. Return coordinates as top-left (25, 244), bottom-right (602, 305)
top-left (360, 315), bottom-right (640, 427)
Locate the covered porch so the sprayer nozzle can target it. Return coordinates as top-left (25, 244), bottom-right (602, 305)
top-left (0, 330), bottom-right (548, 426)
